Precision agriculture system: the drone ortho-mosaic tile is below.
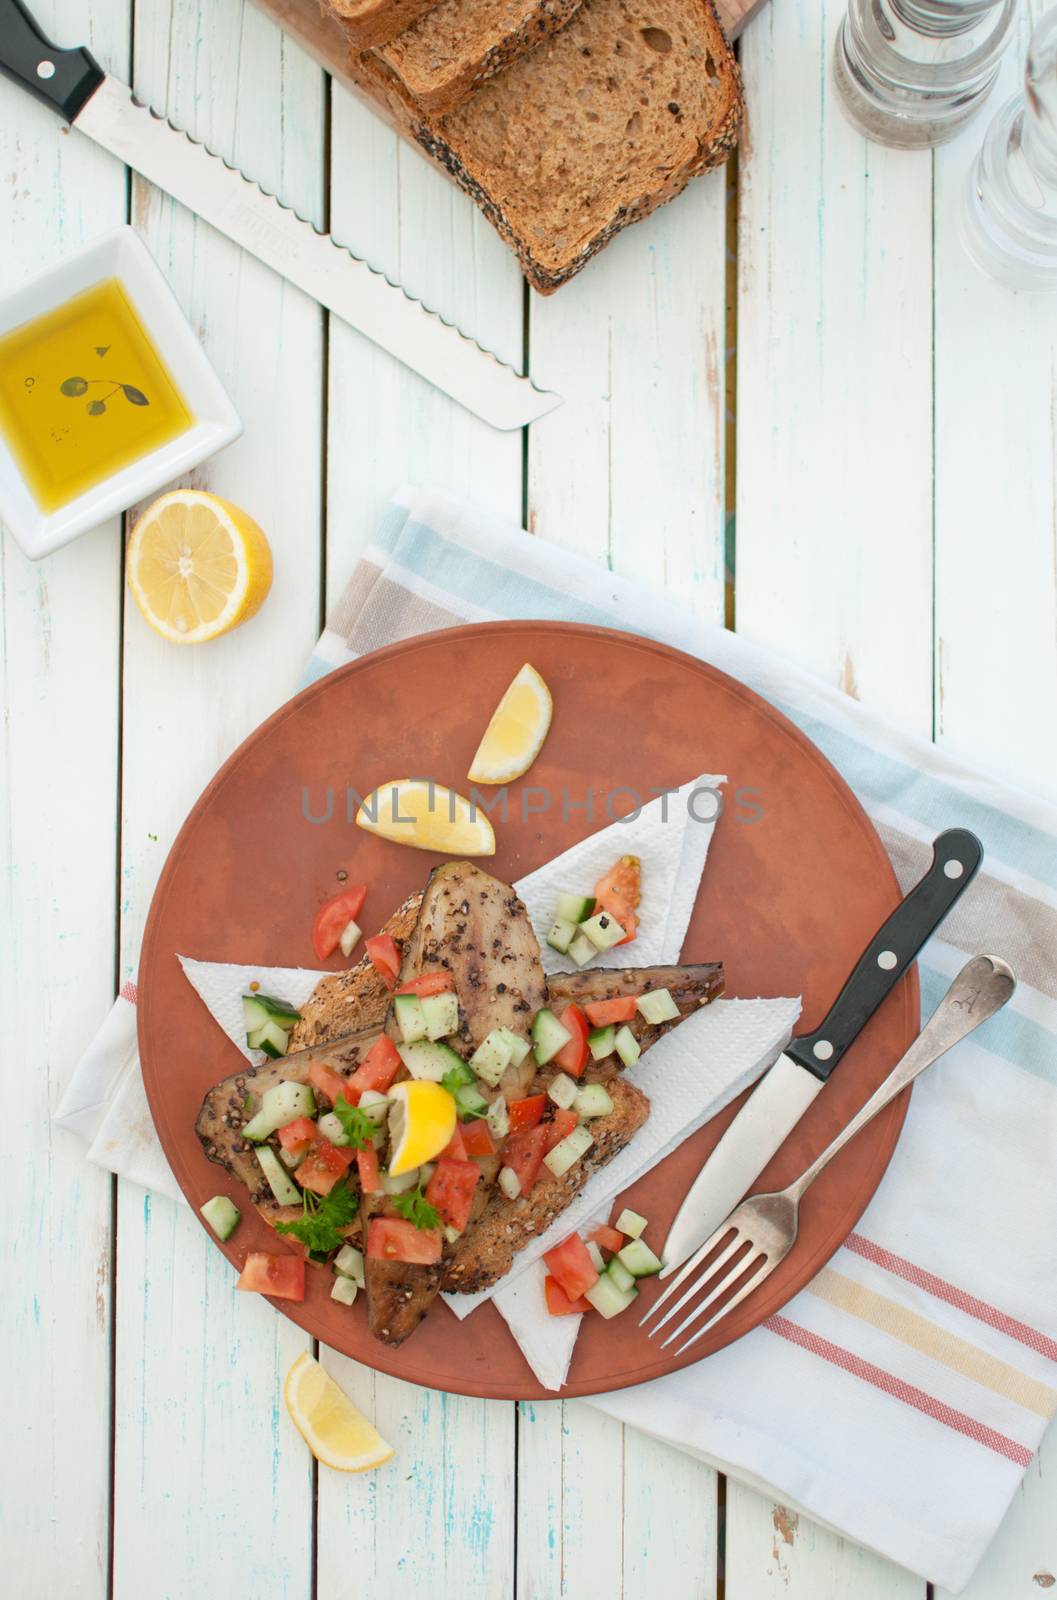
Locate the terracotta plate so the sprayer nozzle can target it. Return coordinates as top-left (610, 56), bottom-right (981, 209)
top-left (139, 621), bottom-right (918, 1401)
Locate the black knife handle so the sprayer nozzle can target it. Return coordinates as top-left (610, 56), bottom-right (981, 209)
top-left (0, 0), bottom-right (104, 123)
top-left (787, 827), bottom-right (983, 1082)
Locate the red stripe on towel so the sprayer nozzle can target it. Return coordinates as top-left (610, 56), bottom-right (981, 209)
top-left (765, 1314), bottom-right (1033, 1467)
top-left (120, 981), bottom-right (139, 1005)
top-left (846, 1233), bottom-right (1057, 1364)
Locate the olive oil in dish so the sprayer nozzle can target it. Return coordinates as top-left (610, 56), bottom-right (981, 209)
top-left (0, 277), bottom-right (194, 514)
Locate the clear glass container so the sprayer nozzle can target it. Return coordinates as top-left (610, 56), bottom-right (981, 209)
top-left (833, 0), bottom-right (1019, 149)
top-left (963, 8), bottom-right (1057, 288)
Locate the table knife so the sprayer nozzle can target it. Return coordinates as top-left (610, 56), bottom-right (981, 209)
top-left (659, 827), bottom-right (982, 1277)
top-left (0, 0), bottom-right (562, 432)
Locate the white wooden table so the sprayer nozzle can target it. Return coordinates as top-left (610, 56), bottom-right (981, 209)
top-left (3, 0), bottom-right (1056, 1594)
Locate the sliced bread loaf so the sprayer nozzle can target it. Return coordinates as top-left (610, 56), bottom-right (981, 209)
top-left (324, 0), bottom-right (443, 52)
top-left (376, 0), bottom-right (584, 116)
top-left (348, 0), bottom-right (742, 293)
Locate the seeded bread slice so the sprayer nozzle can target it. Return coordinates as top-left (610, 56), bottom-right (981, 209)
top-left (376, 0), bottom-right (584, 117)
top-left (324, 0), bottom-right (443, 52)
top-left (347, 0), bottom-right (742, 293)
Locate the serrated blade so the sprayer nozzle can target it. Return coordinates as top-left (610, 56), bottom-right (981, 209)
top-left (74, 77), bottom-right (561, 431)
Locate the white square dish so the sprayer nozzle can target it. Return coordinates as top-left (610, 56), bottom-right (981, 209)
top-left (0, 225), bottom-right (241, 560)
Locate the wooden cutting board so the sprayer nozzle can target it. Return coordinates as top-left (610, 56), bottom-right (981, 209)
top-left (251, 0), bottom-right (762, 108)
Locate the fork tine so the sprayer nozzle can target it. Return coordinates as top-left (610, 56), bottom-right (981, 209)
top-left (639, 1223), bottom-right (742, 1331)
top-left (658, 1246), bottom-right (766, 1349)
top-left (673, 1256), bottom-right (775, 1355)
top-left (641, 1230), bottom-right (749, 1339)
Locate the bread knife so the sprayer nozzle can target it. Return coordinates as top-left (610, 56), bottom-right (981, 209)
top-left (659, 828), bottom-right (983, 1278)
top-left (0, 0), bottom-right (562, 432)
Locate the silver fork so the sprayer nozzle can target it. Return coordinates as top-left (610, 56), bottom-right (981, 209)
top-left (641, 954), bottom-right (1016, 1354)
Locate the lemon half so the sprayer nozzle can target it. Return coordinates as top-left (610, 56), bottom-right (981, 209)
top-left (284, 1353), bottom-right (395, 1472)
top-left (356, 779), bottom-right (495, 856)
top-left (127, 489), bottom-right (273, 644)
top-left (387, 1079), bottom-right (458, 1176)
top-left (467, 663), bottom-right (553, 784)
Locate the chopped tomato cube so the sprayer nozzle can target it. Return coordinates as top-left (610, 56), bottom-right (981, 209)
top-left (543, 1108), bottom-right (579, 1152)
top-left (583, 996), bottom-right (639, 1027)
top-left (277, 1116), bottom-right (317, 1156)
top-left (508, 1093), bottom-right (547, 1133)
top-left (366, 933), bottom-right (401, 990)
top-left (544, 1275), bottom-right (592, 1316)
top-left (501, 1124), bottom-right (550, 1194)
top-left (312, 885), bottom-right (368, 961)
top-left (594, 856), bottom-right (640, 945)
top-left (237, 1252), bottom-right (306, 1302)
top-left (554, 1003), bottom-right (589, 1077)
top-left (396, 971), bottom-right (454, 997)
top-left (367, 1217), bottom-right (442, 1265)
top-left (425, 1157), bottom-right (481, 1233)
top-left (308, 1059), bottom-right (350, 1107)
top-left (346, 1034), bottom-right (402, 1098)
top-left (460, 1120), bottom-right (496, 1158)
top-left (355, 1142), bottom-right (381, 1194)
top-left (441, 1122), bottom-right (468, 1162)
top-left (590, 1224), bottom-right (626, 1255)
top-left (297, 1137), bottom-right (354, 1196)
top-left (543, 1233), bottom-right (600, 1301)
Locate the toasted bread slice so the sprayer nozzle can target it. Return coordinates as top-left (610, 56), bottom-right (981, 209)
top-left (324, 0), bottom-right (442, 51)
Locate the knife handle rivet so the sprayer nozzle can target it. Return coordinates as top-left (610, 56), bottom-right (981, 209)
top-left (813, 1039), bottom-right (834, 1061)
top-left (944, 859), bottom-right (965, 879)
top-left (36, 60), bottom-right (56, 79)
top-left (876, 949), bottom-right (898, 970)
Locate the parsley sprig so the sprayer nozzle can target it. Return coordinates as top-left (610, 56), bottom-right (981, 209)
top-left (390, 1184), bottom-right (440, 1231)
top-left (441, 1069), bottom-right (487, 1119)
top-left (275, 1178), bottom-right (359, 1254)
top-left (333, 1094), bottom-right (377, 1150)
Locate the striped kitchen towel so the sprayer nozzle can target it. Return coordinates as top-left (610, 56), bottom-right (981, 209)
top-left (307, 487), bottom-right (1056, 1593)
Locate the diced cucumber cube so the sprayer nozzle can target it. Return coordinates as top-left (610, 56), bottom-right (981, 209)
top-left (317, 1110), bottom-right (348, 1146)
top-left (498, 1165), bottom-right (521, 1200)
top-left (542, 1124), bottom-right (594, 1178)
top-left (586, 1239), bottom-right (606, 1272)
top-left (606, 1256), bottom-right (636, 1294)
top-left (399, 1039), bottom-right (466, 1082)
top-left (546, 1071), bottom-right (579, 1110)
top-left (470, 1029), bottom-right (513, 1087)
top-left (614, 1208), bottom-right (648, 1239)
top-left (419, 1162), bottom-right (437, 1184)
top-left (617, 1238), bottom-right (664, 1277)
top-left (255, 1019), bottom-right (291, 1058)
top-left (496, 1028), bottom-right (532, 1068)
top-left (579, 911), bottom-right (626, 952)
top-left (486, 1095), bottom-right (510, 1142)
top-left (381, 1167), bottom-right (420, 1194)
top-left (573, 1083), bottom-right (614, 1118)
top-left (546, 917), bottom-right (578, 955)
top-left (637, 988), bottom-right (680, 1025)
top-left (357, 1089), bottom-right (390, 1125)
top-left (614, 1025), bottom-right (641, 1069)
top-left (437, 1055), bottom-right (475, 1088)
top-left (588, 1024), bottom-right (616, 1062)
top-left (261, 1080), bottom-right (315, 1130)
top-left (241, 1109), bottom-right (274, 1143)
top-left (338, 919), bottom-right (362, 958)
top-left (584, 1273), bottom-right (639, 1319)
top-left (556, 892), bottom-right (596, 923)
top-left (280, 1146), bottom-right (306, 1170)
top-left (531, 1007), bottom-right (572, 1066)
top-left (394, 994), bottom-right (428, 1044)
top-left (331, 1275), bottom-right (358, 1307)
top-left (334, 1244), bottom-right (365, 1286)
top-left (456, 1082), bottom-right (490, 1119)
top-left (200, 1195), bottom-right (240, 1241)
top-left (242, 995), bottom-right (272, 1036)
top-left (421, 991), bottom-right (459, 1041)
top-left (254, 1144), bottom-right (302, 1207)
top-left (243, 992), bottom-right (302, 1031)
top-left (443, 1224), bottom-right (462, 1246)
top-left (566, 932), bottom-right (597, 967)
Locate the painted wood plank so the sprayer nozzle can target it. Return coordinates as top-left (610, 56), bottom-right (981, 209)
top-left (724, 1480), bottom-right (925, 1599)
top-left (111, 4), bottom-right (326, 1597)
top-left (520, 75), bottom-right (729, 1600)
top-left (315, 80), bottom-right (522, 1600)
top-left (0, 1), bottom-right (129, 1591)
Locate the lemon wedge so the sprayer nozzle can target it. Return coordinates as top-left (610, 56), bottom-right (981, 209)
top-left (126, 489), bottom-right (273, 644)
top-left (387, 1079), bottom-right (458, 1176)
top-left (284, 1353), bottom-right (395, 1473)
top-left (356, 779), bottom-right (495, 856)
top-left (467, 663), bottom-right (553, 784)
